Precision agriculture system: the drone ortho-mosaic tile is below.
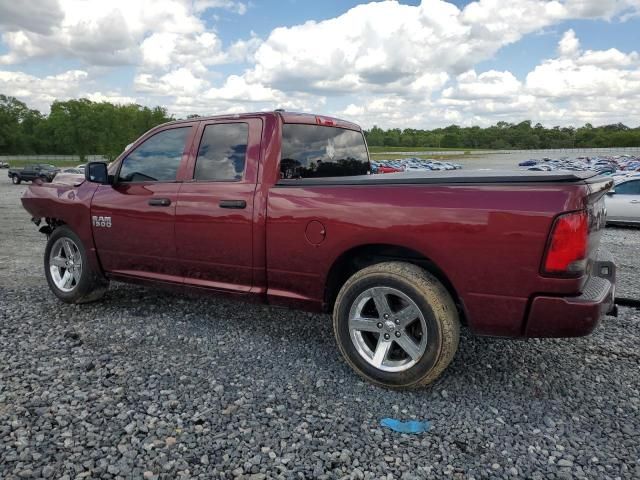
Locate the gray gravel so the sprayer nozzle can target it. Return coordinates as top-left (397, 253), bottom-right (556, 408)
top-left (1, 177), bottom-right (639, 479)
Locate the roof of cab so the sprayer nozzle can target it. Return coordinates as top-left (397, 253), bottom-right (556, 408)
top-left (158, 110), bottom-right (362, 131)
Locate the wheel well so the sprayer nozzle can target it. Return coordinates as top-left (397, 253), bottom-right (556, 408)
top-left (38, 217), bottom-right (66, 235)
top-left (324, 244), bottom-right (466, 324)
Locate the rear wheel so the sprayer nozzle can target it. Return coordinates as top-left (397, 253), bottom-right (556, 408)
top-left (44, 226), bottom-right (108, 303)
top-left (333, 262), bottom-right (459, 388)
top-left (11, 175), bottom-right (21, 184)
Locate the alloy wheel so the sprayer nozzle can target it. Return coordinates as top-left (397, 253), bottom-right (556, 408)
top-left (49, 237), bottom-right (82, 292)
top-left (348, 286), bottom-right (427, 372)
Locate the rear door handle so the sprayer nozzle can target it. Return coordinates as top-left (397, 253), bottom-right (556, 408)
top-left (148, 198), bottom-right (171, 207)
top-left (631, 200), bottom-right (640, 204)
top-left (219, 200), bottom-right (247, 209)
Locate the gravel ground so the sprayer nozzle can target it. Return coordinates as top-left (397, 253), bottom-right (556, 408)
top-left (1, 177), bottom-right (639, 480)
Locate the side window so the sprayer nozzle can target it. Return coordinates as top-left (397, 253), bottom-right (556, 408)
top-left (194, 123), bottom-right (248, 181)
top-left (118, 127), bottom-right (191, 183)
top-left (615, 180), bottom-right (640, 195)
top-left (280, 124), bottom-right (369, 179)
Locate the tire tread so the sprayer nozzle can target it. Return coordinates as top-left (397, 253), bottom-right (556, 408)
top-left (333, 261), bottom-right (460, 389)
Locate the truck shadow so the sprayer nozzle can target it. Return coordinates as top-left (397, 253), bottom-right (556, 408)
top-left (91, 282), bottom-right (618, 406)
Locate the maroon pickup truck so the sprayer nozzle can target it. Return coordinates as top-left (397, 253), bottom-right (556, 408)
top-left (21, 111), bottom-right (616, 388)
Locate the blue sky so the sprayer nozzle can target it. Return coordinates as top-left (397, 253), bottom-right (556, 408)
top-left (0, 0), bottom-right (638, 128)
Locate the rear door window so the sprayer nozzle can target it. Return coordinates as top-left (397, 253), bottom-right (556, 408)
top-left (118, 127), bottom-right (191, 183)
top-left (280, 124), bottom-right (369, 179)
top-left (194, 123), bottom-right (248, 181)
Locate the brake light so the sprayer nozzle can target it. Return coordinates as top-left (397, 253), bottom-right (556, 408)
top-left (543, 211), bottom-right (588, 275)
top-left (315, 116), bottom-right (335, 126)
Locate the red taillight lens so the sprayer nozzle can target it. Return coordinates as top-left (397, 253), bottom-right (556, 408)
top-left (543, 211), bottom-right (588, 275)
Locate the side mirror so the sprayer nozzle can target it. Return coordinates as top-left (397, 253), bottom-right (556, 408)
top-left (607, 189), bottom-right (615, 196)
top-left (85, 162), bottom-right (110, 184)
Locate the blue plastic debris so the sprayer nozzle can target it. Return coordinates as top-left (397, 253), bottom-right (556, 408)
top-left (380, 418), bottom-right (431, 434)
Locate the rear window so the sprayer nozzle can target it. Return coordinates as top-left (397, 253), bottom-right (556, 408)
top-left (280, 124), bottom-right (369, 179)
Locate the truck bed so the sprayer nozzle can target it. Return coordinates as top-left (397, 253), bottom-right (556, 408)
top-left (276, 169), bottom-right (602, 186)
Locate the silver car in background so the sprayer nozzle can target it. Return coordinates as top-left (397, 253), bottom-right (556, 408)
top-left (606, 175), bottom-right (640, 226)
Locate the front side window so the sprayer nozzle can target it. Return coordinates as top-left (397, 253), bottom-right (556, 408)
top-left (118, 127), bottom-right (191, 182)
top-left (280, 124), bottom-right (369, 179)
top-left (615, 180), bottom-right (640, 195)
top-left (194, 123), bottom-right (248, 181)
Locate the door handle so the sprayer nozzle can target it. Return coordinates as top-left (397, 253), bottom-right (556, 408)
top-left (219, 200), bottom-right (247, 209)
top-left (630, 200), bottom-right (640, 204)
top-left (148, 198), bottom-right (171, 207)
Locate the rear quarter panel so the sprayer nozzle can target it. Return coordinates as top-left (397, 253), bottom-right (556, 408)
top-left (266, 182), bottom-right (588, 336)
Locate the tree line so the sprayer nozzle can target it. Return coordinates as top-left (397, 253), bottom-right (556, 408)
top-left (364, 121), bottom-right (640, 150)
top-left (1, 95), bottom-right (639, 159)
top-left (0, 95), bottom-right (172, 160)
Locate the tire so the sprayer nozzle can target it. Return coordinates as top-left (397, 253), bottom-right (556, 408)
top-left (44, 226), bottom-right (108, 303)
top-left (333, 261), bottom-right (460, 389)
top-left (11, 175), bottom-right (21, 184)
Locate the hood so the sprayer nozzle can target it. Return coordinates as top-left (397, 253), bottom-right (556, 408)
top-left (50, 172), bottom-right (85, 187)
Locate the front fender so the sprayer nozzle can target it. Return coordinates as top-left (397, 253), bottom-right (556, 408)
top-left (21, 180), bottom-right (103, 274)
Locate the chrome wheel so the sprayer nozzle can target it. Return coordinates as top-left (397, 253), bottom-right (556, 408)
top-left (348, 287), bottom-right (427, 372)
top-left (49, 237), bottom-right (82, 292)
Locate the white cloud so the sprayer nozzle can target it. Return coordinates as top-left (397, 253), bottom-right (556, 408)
top-left (193, 0), bottom-right (248, 15)
top-left (85, 92), bottom-right (138, 105)
top-left (338, 27), bottom-right (640, 129)
top-left (442, 70), bottom-right (523, 100)
top-left (242, 0), bottom-right (639, 99)
top-left (0, 0), bottom-right (63, 35)
top-left (0, 69), bottom-right (137, 112)
top-left (526, 51), bottom-right (640, 99)
top-left (140, 32), bottom-right (227, 71)
top-left (1, 0), bottom-right (639, 128)
top-left (0, 0), bottom-right (248, 66)
top-left (135, 68), bottom-right (210, 96)
top-left (578, 48), bottom-right (639, 67)
top-left (558, 29), bottom-right (580, 57)
top-left (203, 75), bottom-right (282, 102)
top-left (0, 69), bottom-right (87, 110)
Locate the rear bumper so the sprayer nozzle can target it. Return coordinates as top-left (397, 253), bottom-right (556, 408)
top-left (524, 249), bottom-right (616, 337)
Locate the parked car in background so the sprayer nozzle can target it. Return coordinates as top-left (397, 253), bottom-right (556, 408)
top-left (8, 164), bottom-right (59, 184)
top-left (377, 164), bottom-right (404, 173)
top-left (77, 164), bottom-right (86, 172)
top-left (21, 111), bottom-right (616, 388)
top-left (0, 161), bottom-right (9, 168)
top-left (59, 167), bottom-right (85, 175)
top-left (606, 176), bottom-right (640, 226)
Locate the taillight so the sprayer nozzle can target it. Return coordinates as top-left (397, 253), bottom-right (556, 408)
top-left (543, 211), bottom-right (589, 275)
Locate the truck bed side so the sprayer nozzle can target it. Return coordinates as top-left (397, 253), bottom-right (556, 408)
top-left (265, 181), bottom-right (592, 336)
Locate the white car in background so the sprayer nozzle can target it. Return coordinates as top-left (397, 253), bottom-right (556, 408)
top-left (606, 176), bottom-right (640, 226)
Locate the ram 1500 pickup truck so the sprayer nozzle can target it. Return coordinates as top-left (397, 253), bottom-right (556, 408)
top-left (9, 163), bottom-right (58, 184)
top-left (21, 111), bottom-right (616, 388)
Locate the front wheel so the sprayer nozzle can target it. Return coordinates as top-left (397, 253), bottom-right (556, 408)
top-left (333, 262), bottom-right (460, 388)
top-left (11, 175), bottom-right (21, 184)
top-left (44, 226), bottom-right (108, 303)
